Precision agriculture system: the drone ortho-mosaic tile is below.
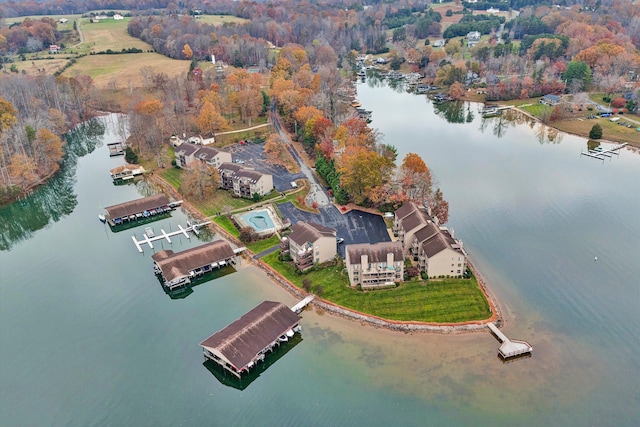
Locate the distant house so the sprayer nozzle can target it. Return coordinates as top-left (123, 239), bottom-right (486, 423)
top-left (59, 18), bottom-right (68, 24)
top-left (540, 94), bottom-right (561, 106)
top-left (283, 221), bottom-right (337, 271)
top-left (49, 44), bottom-right (60, 53)
top-left (433, 39), bottom-right (445, 48)
top-left (466, 31), bottom-right (481, 42)
top-left (113, 13), bottom-right (124, 20)
top-left (393, 202), bottom-right (467, 278)
top-left (376, 57), bottom-right (388, 64)
top-left (174, 142), bottom-right (232, 169)
top-left (218, 162), bottom-right (273, 198)
top-left (344, 242), bottom-right (404, 289)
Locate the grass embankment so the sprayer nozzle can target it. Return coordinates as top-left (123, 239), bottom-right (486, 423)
top-left (262, 252), bottom-right (492, 323)
top-left (508, 99), bottom-right (640, 146)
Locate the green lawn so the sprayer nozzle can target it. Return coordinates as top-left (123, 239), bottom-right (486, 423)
top-left (262, 253), bottom-right (492, 323)
top-left (247, 235), bottom-right (280, 253)
top-left (213, 215), bottom-right (239, 237)
top-left (519, 102), bottom-right (552, 118)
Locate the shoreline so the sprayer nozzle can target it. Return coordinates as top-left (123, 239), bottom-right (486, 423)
top-left (149, 172), bottom-right (503, 334)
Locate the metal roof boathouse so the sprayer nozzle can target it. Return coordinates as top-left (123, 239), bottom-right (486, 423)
top-left (152, 240), bottom-right (237, 290)
top-left (104, 194), bottom-right (175, 226)
top-left (200, 301), bottom-right (302, 378)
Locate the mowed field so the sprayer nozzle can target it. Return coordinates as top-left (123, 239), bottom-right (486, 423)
top-left (65, 52), bottom-right (190, 88)
top-left (12, 58), bottom-right (70, 76)
top-left (2, 14), bottom-right (82, 25)
top-left (79, 18), bottom-right (150, 52)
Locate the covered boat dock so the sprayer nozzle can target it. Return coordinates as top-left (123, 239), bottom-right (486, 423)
top-left (200, 301), bottom-right (302, 378)
top-left (103, 194), bottom-right (174, 226)
top-left (152, 240), bottom-right (237, 290)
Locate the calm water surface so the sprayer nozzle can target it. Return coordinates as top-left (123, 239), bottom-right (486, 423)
top-left (1, 89), bottom-right (639, 427)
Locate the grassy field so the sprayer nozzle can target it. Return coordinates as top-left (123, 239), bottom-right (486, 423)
top-left (11, 58), bottom-right (71, 76)
top-left (79, 18), bottom-right (150, 52)
top-left (213, 215), bottom-right (240, 237)
top-left (247, 235), bottom-right (280, 253)
top-left (262, 252), bottom-right (492, 323)
top-left (65, 52), bottom-right (190, 88)
top-left (196, 15), bottom-right (250, 26)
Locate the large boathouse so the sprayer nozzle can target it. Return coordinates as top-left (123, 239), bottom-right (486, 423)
top-left (152, 240), bottom-right (236, 290)
top-left (103, 194), bottom-right (173, 226)
top-left (200, 301), bottom-right (301, 378)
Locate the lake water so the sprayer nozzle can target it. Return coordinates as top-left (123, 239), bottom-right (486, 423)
top-left (1, 85), bottom-right (639, 426)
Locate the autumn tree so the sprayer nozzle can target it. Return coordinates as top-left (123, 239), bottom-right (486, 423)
top-left (399, 153), bottom-right (432, 202)
top-left (8, 153), bottom-right (37, 187)
top-left (34, 128), bottom-right (64, 173)
top-left (197, 101), bottom-right (228, 136)
top-left (264, 133), bottom-right (296, 171)
top-left (182, 44), bottom-right (193, 59)
top-left (181, 162), bottom-right (219, 201)
top-left (339, 147), bottom-right (395, 205)
top-left (448, 82), bottom-right (466, 100)
top-left (0, 97), bottom-right (18, 132)
top-left (430, 188), bottom-right (449, 224)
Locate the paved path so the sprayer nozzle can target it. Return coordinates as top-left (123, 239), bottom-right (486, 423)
top-left (253, 245), bottom-right (281, 259)
top-left (271, 107), bottom-right (331, 207)
top-left (214, 123), bottom-right (270, 136)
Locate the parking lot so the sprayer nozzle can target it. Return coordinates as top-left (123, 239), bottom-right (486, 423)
top-left (226, 142), bottom-right (305, 192)
top-left (277, 202), bottom-right (391, 257)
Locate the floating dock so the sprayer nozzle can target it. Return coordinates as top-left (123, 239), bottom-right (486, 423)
top-left (580, 142), bottom-right (628, 161)
top-left (107, 142), bottom-right (125, 156)
top-left (131, 221), bottom-right (211, 253)
top-left (487, 323), bottom-right (532, 359)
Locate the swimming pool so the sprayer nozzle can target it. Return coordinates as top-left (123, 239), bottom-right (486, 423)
top-left (236, 209), bottom-right (277, 233)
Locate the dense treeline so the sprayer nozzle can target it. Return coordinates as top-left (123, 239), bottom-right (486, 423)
top-left (0, 75), bottom-right (93, 203)
top-left (0, 17), bottom-right (61, 54)
top-left (0, 0), bottom-right (172, 18)
top-left (443, 14), bottom-right (505, 39)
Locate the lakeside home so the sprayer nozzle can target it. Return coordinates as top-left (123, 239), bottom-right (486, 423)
top-left (200, 301), bottom-right (301, 378)
top-left (152, 240), bottom-right (237, 290)
top-left (344, 242), bottom-right (404, 289)
top-left (174, 142), bottom-right (232, 169)
top-left (282, 221), bottom-right (337, 272)
top-left (394, 202), bottom-right (467, 278)
top-left (218, 162), bottom-right (273, 198)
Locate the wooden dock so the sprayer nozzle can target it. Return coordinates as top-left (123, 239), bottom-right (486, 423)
top-left (580, 142), bottom-right (628, 161)
top-left (107, 142), bottom-right (125, 157)
top-left (131, 221), bottom-right (211, 253)
top-left (487, 323), bottom-right (532, 359)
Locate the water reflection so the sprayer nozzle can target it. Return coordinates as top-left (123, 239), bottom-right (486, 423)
top-left (0, 119), bottom-right (106, 251)
top-left (433, 100), bottom-right (472, 124)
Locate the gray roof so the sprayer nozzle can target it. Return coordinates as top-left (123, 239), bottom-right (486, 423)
top-left (345, 241), bottom-right (404, 264)
top-left (104, 194), bottom-right (169, 220)
top-left (175, 142), bottom-right (200, 157)
top-left (413, 222), bottom-right (439, 243)
top-left (401, 210), bottom-right (430, 233)
top-left (394, 201), bottom-right (418, 221)
top-left (289, 221), bottom-right (336, 246)
top-left (235, 168), bottom-right (265, 182)
top-left (200, 301), bottom-right (301, 370)
top-left (218, 162), bottom-right (245, 173)
top-left (152, 240), bottom-right (235, 283)
top-left (195, 145), bottom-right (223, 161)
top-left (420, 228), bottom-right (463, 258)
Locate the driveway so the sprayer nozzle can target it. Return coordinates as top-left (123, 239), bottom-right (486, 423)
top-left (226, 142), bottom-right (305, 192)
top-left (277, 203), bottom-right (391, 257)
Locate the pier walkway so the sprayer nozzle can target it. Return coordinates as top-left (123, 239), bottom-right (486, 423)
top-left (291, 295), bottom-right (315, 314)
top-left (581, 142), bottom-right (628, 161)
top-left (131, 221), bottom-right (211, 253)
top-left (487, 323), bottom-right (532, 359)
